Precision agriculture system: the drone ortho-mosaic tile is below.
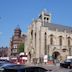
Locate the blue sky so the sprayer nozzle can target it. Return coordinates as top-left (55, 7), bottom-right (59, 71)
top-left (0, 0), bottom-right (72, 47)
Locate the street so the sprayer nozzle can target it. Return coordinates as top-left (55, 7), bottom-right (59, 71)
top-left (25, 63), bottom-right (72, 72)
top-left (41, 64), bottom-right (72, 72)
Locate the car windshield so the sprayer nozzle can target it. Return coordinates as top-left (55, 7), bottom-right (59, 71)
top-left (0, 65), bottom-right (48, 72)
top-left (65, 59), bottom-right (71, 62)
top-left (0, 60), bottom-right (10, 62)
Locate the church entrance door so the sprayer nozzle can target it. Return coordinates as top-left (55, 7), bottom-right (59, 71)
top-left (52, 51), bottom-right (60, 60)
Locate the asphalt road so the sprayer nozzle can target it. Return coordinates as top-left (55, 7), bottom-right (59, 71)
top-left (25, 63), bottom-right (72, 72)
top-left (41, 64), bottom-right (72, 72)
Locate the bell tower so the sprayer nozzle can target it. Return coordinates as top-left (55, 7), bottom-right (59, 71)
top-left (39, 9), bottom-right (51, 25)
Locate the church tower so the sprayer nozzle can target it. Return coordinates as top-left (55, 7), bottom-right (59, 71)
top-left (39, 9), bottom-right (51, 25)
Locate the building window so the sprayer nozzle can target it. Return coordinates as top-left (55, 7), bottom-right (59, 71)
top-left (45, 32), bottom-right (47, 55)
top-left (50, 34), bottom-right (53, 45)
top-left (31, 30), bottom-right (33, 40)
top-left (47, 18), bottom-right (49, 20)
top-left (59, 36), bottom-right (62, 46)
top-left (62, 49), bottom-right (66, 52)
top-left (13, 44), bottom-right (17, 48)
top-left (44, 17), bottom-right (46, 20)
top-left (68, 37), bottom-right (71, 46)
top-left (35, 33), bottom-right (36, 48)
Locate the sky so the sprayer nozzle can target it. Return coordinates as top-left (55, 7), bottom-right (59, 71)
top-left (0, 0), bottom-right (72, 47)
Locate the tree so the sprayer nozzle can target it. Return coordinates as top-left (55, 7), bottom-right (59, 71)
top-left (18, 43), bottom-right (24, 53)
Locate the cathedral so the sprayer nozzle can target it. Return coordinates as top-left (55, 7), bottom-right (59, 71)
top-left (25, 10), bottom-right (72, 63)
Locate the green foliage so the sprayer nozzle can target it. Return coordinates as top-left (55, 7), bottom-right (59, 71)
top-left (18, 43), bottom-right (24, 53)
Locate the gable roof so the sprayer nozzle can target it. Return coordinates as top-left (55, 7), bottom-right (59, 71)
top-left (44, 22), bottom-right (72, 33)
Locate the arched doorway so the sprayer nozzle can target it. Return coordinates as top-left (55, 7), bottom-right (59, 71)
top-left (52, 51), bottom-right (60, 60)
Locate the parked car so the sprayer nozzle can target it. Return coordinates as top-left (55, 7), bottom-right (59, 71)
top-left (0, 59), bottom-right (11, 63)
top-left (0, 64), bottom-right (47, 72)
top-left (10, 55), bottom-right (28, 64)
top-left (60, 59), bottom-right (72, 69)
top-left (18, 53), bottom-right (28, 64)
top-left (10, 57), bottom-right (18, 64)
top-left (0, 59), bottom-right (12, 67)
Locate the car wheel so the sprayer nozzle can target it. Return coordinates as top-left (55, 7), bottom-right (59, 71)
top-left (68, 66), bottom-right (70, 69)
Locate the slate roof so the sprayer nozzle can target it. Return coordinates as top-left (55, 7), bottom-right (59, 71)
top-left (44, 22), bottom-right (72, 33)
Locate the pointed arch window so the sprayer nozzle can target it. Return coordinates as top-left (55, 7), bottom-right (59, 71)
top-left (31, 30), bottom-right (33, 40)
top-left (50, 34), bottom-right (53, 45)
top-left (35, 33), bottom-right (36, 48)
top-left (45, 32), bottom-right (47, 55)
top-left (59, 36), bottom-right (62, 46)
top-left (68, 37), bottom-right (71, 46)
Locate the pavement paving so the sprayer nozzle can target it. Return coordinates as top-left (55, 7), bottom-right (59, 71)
top-left (25, 63), bottom-right (72, 72)
top-left (41, 64), bottom-right (72, 72)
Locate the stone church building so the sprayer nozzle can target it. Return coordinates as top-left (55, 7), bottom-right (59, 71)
top-left (25, 10), bottom-right (72, 62)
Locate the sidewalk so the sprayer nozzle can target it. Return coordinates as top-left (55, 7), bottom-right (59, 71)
top-left (25, 62), bottom-right (55, 66)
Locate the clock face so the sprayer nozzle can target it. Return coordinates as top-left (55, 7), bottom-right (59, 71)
top-left (12, 48), bottom-right (17, 53)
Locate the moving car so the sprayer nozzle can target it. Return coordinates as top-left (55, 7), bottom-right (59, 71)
top-left (0, 64), bottom-right (48, 72)
top-left (60, 59), bottom-right (72, 69)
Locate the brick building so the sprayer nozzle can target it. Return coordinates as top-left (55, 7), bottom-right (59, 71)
top-left (0, 47), bottom-right (9, 57)
top-left (10, 27), bottom-right (26, 57)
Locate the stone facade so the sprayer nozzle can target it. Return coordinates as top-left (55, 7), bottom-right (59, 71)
top-left (25, 10), bottom-right (72, 63)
